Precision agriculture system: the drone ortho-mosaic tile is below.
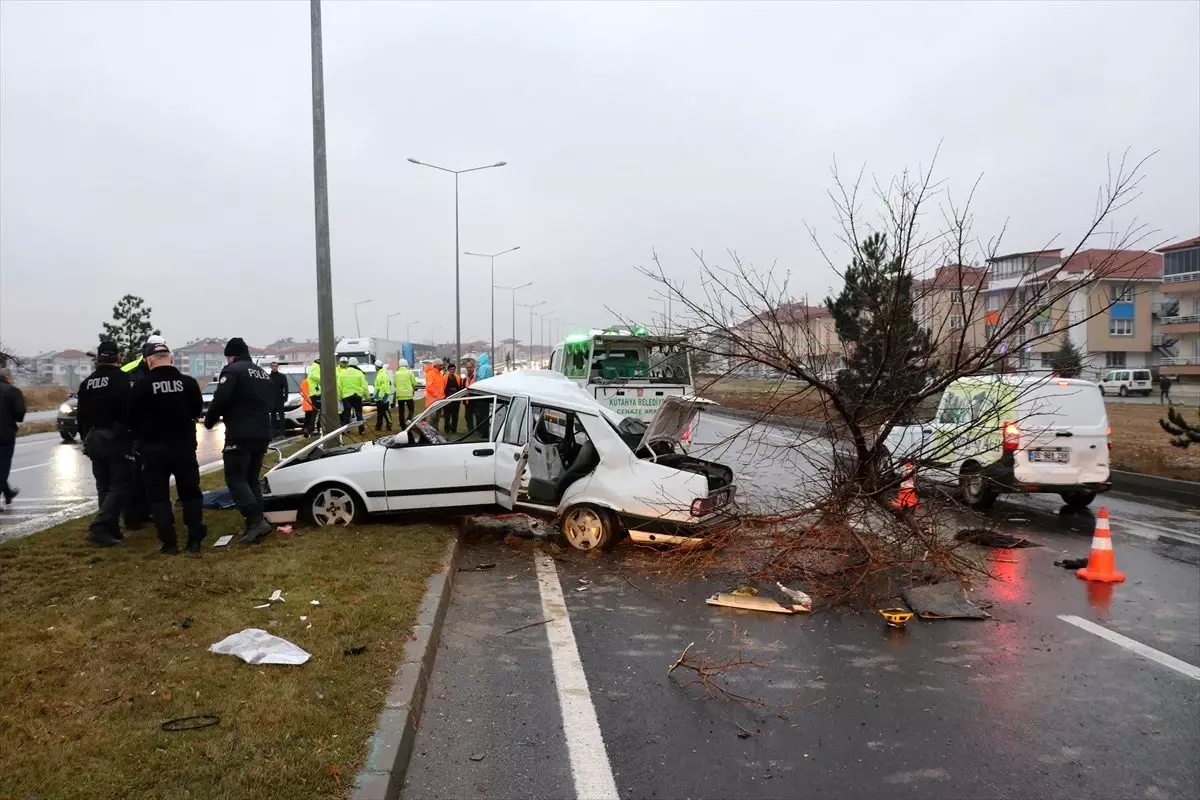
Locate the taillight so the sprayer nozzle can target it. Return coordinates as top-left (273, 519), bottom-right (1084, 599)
top-left (691, 497), bottom-right (714, 517)
top-left (1003, 421), bottom-right (1021, 451)
top-left (1107, 424), bottom-right (1112, 451)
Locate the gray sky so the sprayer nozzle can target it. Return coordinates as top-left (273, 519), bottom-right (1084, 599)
top-left (2, 0), bottom-right (1197, 357)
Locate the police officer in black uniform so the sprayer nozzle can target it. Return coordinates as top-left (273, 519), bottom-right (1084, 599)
top-left (76, 340), bottom-right (133, 547)
top-left (268, 359), bottom-right (289, 439)
top-left (121, 336), bottom-right (162, 533)
top-left (205, 337), bottom-right (274, 544)
top-left (129, 341), bottom-right (206, 554)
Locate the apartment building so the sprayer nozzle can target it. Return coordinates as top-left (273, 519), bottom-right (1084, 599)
top-left (31, 349), bottom-right (94, 387)
top-left (914, 264), bottom-right (988, 359)
top-left (1157, 235), bottom-right (1200, 381)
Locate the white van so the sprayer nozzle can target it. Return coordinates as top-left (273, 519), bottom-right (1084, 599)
top-left (1097, 368), bottom-right (1152, 397)
top-left (882, 374), bottom-right (1111, 510)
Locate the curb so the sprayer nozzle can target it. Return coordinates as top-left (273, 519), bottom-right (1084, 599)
top-left (350, 531), bottom-right (461, 800)
top-left (707, 406), bottom-right (1200, 510)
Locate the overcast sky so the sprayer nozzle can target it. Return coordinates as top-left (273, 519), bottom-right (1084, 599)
top-left (2, 0), bottom-right (1197, 357)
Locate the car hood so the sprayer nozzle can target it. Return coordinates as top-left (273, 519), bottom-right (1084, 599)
top-left (636, 395), bottom-right (714, 450)
top-left (271, 419), bottom-right (374, 470)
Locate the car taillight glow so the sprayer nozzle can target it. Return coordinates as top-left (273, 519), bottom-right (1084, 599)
top-left (691, 497), bottom-right (714, 517)
top-left (1002, 421), bottom-right (1021, 451)
top-left (1107, 424), bottom-right (1112, 451)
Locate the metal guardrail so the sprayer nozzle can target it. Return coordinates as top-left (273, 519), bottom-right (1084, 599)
top-left (1163, 271), bottom-right (1200, 284)
top-left (1159, 356), bottom-right (1200, 366)
top-left (1161, 314), bottom-right (1200, 325)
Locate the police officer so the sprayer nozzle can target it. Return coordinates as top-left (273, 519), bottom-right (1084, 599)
top-left (373, 360), bottom-right (393, 431)
top-left (306, 358), bottom-right (323, 436)
top-left (119, 334), bottom-right (166, 531)
top-left (76, 340), bottom-right (134, 547)
top-left (393, 358), bottom-right (417, 429)
top-left (204, 337), bottom-right (274, 544)
top-left (128, 341), bottom-right (206, 555)
top-left (268, 360), bottom-right (289, 438)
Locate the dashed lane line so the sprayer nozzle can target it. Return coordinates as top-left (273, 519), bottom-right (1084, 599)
top-left (534, 552), bottom-right (620, 800)
top-left (1058, 615), bottom-right (1200, 681)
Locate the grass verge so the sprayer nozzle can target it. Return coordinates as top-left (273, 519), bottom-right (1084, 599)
top-left (0, 487), bottom-right (453, 800)
top-left (16, 420), bottom-right (58, 438)
top-left (19, 385), bottom-right (69, 411)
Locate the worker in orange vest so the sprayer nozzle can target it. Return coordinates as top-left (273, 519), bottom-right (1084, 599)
top-left (300, 376), bottom-right (316, 437)
top-left (424, 362), bottom-right (446, 429)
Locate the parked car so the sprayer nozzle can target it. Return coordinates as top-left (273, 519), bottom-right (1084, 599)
top-left (56, 395), bottom-right (79, 442)
top-left (881, 374), bottom-right (1110, 510)
top-left (261, 371), bottom-right (736, 550)
top-left (1097, 368), bottom-right (1153, 397)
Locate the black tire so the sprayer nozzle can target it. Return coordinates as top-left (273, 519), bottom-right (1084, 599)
top-left (1059, 491), bottom-right (1096, 510)
top-left (1098, 385), bottom-right (1106, 396)
top-left (1118, 385), bottom-right (1128, 397)
top-left (560, 505), bottom-right (617, 551)
top-left (303, 483), bottom-right (365, 527)
top-left (959, 463), bottom-right (997, 511)
top-left (60, 431), bottom-right (76, 443)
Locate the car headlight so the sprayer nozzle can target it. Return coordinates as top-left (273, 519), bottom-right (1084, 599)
top-left (284, 401), bottom-right (300, 410)
top-left (59, 403), bottom-right (73, 415)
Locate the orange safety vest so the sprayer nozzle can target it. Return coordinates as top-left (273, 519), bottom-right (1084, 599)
top-left (300, 377), bottom-right (314, 412)
top-left (425, 365), bottom-right (445, 402)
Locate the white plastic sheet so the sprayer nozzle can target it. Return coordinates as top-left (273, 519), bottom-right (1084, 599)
top-left (209, 628), bottom-right (311, 665)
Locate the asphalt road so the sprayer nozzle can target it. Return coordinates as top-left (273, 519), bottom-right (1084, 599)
top-left (403, 414), bottom-right (1200, 800)
top-left (0, 424), bottom-right (229, 540)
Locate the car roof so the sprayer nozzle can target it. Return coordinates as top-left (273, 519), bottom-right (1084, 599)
top-left (471, 370), bottom-right (607, 416)
top-left (952, 374), bottom-right (1096, 388)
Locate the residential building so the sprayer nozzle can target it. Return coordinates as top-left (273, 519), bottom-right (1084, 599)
top-left (174, 340), bottom-right (231, 379)
top-left (914, 264), bottom-right (989, 360)
top-left (1157, 235), bottom-right (1200, 382)
top-left (725, 303), bottom-right (841, 375)
top-left (32, 349), bottom-right (94, 387)
top-left (263, 338), bottom-right (321, 364)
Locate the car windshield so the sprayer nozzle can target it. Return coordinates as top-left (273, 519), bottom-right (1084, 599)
top-left (202, 383), bottom-right (218, 396)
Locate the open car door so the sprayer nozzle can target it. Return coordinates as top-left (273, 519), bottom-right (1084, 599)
top-left (495, 394), bottom-right (531, 508)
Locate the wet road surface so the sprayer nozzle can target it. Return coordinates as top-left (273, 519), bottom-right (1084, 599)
top-left (403, 414), bottom-right (1200, 800)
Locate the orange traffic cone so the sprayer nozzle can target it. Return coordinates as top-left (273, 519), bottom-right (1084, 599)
top-left (1076, 507), bottom-right (1125, 583)
top-left (891, 462), bottom-right (919, 509)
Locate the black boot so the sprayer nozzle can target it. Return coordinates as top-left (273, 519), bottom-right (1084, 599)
top-left (86, 528), bottom-right (121, 547)
top-left (238, 517), bottom-right (272, 545)
top-left (158, 530), bottom-right (179, 555)
top-left (185, 524), bottom-right (208, 556)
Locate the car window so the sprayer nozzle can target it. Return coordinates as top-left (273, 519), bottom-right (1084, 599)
top-left (1133, 370), bottom-right (1151, 381)
top-left (939, 392), bottom-right (967, 424)
top-left (503, 396), bottom-right (530, 446)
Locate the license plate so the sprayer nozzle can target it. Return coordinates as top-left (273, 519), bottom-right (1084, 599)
top-left (1029, 449), bottom-right (1069, 463)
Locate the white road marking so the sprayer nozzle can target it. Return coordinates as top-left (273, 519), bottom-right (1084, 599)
top-left (1058, 615), bottom-right (1200, 681)
top-left (533, 552), bottom-right (620, 800)
top-left (1112, 515), bottom-right (1200, 543)
top-left (10, 461), bottom-right (51, 473)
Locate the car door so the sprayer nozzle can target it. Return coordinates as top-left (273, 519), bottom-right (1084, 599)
top-left (383, 395), bottom-right (500, 511)
top-left (494, 394), bottom-right (531, 508)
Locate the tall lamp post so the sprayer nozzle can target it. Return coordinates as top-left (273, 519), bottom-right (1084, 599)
top-left (405, 320), bottom-right (421, 343)
top-left (407, 157), bottom-right (507, 369)
top-left (464, 246), bottom-right (520, 365)
top-left (353, 298), bottom-right (372, 337)
top-left (538, 313), bottom-right (557, 367)
top-left (495, 281), bottom-right (531, 369)
top-left (517, 300), bottom-right (545, 368)
top-left (386, 311), bottom-right (404, 341)
top-left (309, 0), bottom-right (339, 436)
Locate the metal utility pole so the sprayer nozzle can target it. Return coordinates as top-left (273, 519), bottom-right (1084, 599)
top-left (465, 246), bottom-right (520, 365)
top-left (495, 281), bottom-right (531, 370)
top-left (517, 300), bottom-right (544, 368)
top-left (353, 299), bottom-right (372, 337)
top-left (406, 320), bottom-right (420, 342)
top-left (386, 311), bottom-right (404, 341)
top-left (407, 158), bottom-right (507, 369)
top-left (309, 0), bottom-right (339, 436)
top-left (538, 313), bottom-right (557, 366)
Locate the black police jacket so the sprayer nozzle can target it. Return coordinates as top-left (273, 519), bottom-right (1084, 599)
top-left (269, 371), bottom-right (290, 409)
top-left (76, 363), bottom-right (132, 441)
top-left (204, 356), bottom-right (273, 441)
top-left (129, 365), bottom-right (203, 448)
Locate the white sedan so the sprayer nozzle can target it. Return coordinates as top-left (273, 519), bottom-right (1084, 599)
top-left (261, 371), bottom-right (736, 550)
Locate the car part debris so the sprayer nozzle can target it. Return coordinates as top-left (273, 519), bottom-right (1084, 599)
top-left (776, 582), bottom-right (813, 612)
top-left (955, 529), bottom-right (1038, 548)
top-left (252, 603), bottom-right (271, 609)
top-left (469, 753), bottom-right (486, 762)
top-left (731, 585), bottom-right (758, 597)
top-left (268, 589), bottom-right (285, 603)
top-left (901, 584), bottom-right (990, 620)
top-left (213, 535), bottom-right (233, 547)
top-left (706, 592), bottom-right (795, 614)
top-left (505, 618), bottom-right (555, 634)
top-left (879, 608), bottom-right (914, 628)
top-left (1054, 557), bottom-right (1089, 570)
top-left (456, 563), bottom-right (497, 572)
top-left (343, 645), bottom-right (368, 656)
top-left (209, 628), bottom-right (311, 665)
top-left (277, 525), bottom-right (294, 535)
top-left (310, 600), bottom-right (321, 606)
top-left (161, 714), bottom-right (220, 732)
top-left (179, 618), bottom-right (193, 629)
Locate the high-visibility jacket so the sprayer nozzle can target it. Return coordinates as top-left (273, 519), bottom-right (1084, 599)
top-left (374, 368), bottom-right (393, 401)
top-left (121, 356), bottom-right (143, 373)
top-left (337, 366), bottom-right (368, 399)
top-left (307, 362), bottom-right (322, 396)
top-left (424, 364), bottom-right (445, 403)
top-left (300, 377), bottom-right (314, 412)
top-left (393, 366), bottom-right (417, 400)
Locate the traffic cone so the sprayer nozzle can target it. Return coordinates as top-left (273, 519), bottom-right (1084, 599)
top-left (1076, 507), bottom-right (1125, 583)
top-left (891, 462), bottom-right (919, 509)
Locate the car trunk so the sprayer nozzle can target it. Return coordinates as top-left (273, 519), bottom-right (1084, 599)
top-left (632, 396), bottom-right (731, 491)
top-left (1012, 381), bottom-right (1109, 484)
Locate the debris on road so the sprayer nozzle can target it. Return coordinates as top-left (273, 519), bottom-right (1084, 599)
top-left (161, 714), bottom-right (220, 732)
top-left (955, 529), bottom-right (1038, 548)
top-left (179, 618), bottom-right (193, 629)
top-left (456, 563), bottom-right (497, 572)
top-left (201, 488), bottom-right (236, 509)
top-left (776, 582), bottom-right (813, 612)
top-left (505, 618), bottom-right (555, 634)
top-left (879, 608), bottom-right (914, 629)
top-left (252, 603), bottom-right (271, 609)
top-left (901, 584), bottom-right (991, 620)
top-left (706, 592), bottom-right (796, 614)
top-left (268, 589), bottom-right (285, 603)
top-left (342, 645), bottom-right (368, 656)
top-left (469, 753), bottom-right (487, 762)
top-left (310, 600), bottom-right (321, 606)
top-left (1054, 557), bottom-right (1089, 570)
top-left (731, 585), bottom-right (759, 597)
top-left (277, 525), bottom-right (294, 535)
top-left (213, 535), bottom-right (233, 547)
top-left (209, 628), bottom-right (312, 665)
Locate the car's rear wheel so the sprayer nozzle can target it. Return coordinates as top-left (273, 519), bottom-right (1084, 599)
top-left (560, 505), bottom-right (617, 551)
top-left (959, 463), bottom-right (997, 511)
top-left (1098, 385), bottom-right (1106, 396)
top-left (305, 484), bottom-right (364, 527)
top-left (1060, 491), bottom-right (1096, 510)
top-left (60, 431), bottom-right (76, 443)
top-left (1118, 385), bottom-right (1128, 397)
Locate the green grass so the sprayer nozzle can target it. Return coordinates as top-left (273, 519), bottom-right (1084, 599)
top-left (16, 420), bottom-right (58, 438)
top-left (0, 490), bottom-right (453, 800)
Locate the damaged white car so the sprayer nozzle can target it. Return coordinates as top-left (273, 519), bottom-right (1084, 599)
top-left (261, 371), bottom-right (736, 550)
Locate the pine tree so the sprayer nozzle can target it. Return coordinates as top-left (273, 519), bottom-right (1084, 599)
top-left (100, 294), bottom-right (161, 364)
top-left (1160, 407), bottom-right (1200, 449)
top-left (1045, 337), bottom-right (1083, 377)
top-left (825, 233), bottom-right (936, 417)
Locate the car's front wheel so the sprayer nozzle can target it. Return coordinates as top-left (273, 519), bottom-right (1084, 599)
top-left (1098, 385), bottom-right (1106, 396)
top-left (1060, 491), bottom-right (1096, 510)
top-left (305, 484), bottom-right (364, 526)
top-left (959, 463), bottom-right (997, 511)
top-left (1118, 385), bottom-right (1128, 397)
top-left (60, 431), bottom-right (76, 443)
top-left (560, 505), bottom-right (617, 551)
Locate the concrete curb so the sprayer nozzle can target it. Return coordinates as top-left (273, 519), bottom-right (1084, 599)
top-left (351, 531), bottom-right (461, 800)
top-left (706, 406), bottom-right (1200, 510)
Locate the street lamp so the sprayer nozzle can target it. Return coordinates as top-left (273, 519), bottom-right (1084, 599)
top-left (538, 313), bottom-right (557, 367)
top-left (517, 300), bottom-right (545, 368)
top-left (495, 281), bottom-right (532, 370)
top-left (464, 246), bottom-right (520, 364)
top-left (353, 298), bottom-right (372, 337)
top-left (406, 320), bottom-right (421, 342)
top-left (430, 325), bottom-right (443, 349)
top-left (386, 311), bottom-right (404, 341)
top-left (407, 157), bottom-right (508, 369)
